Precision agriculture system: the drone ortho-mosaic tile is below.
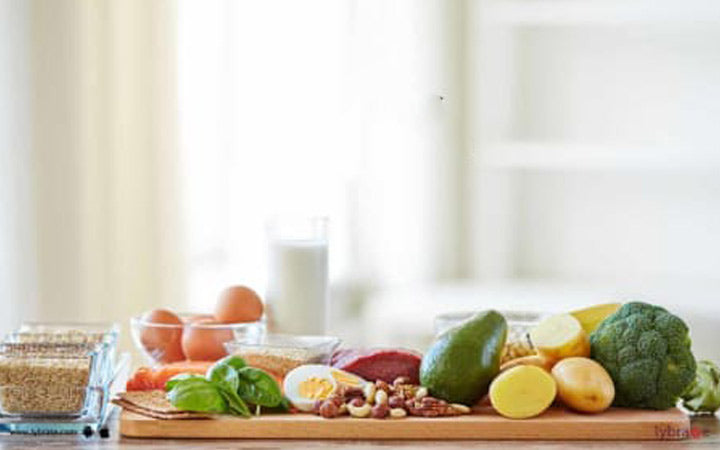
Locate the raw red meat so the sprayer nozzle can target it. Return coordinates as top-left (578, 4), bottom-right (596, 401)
top-left (331, 348), bottom-right (423, 384)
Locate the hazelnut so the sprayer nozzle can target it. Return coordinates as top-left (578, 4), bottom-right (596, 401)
top-left (388, 395), bottom-right (405, 409)
top-left (344, 387), bottom-right (364, 400)
top-left (349, 397), bottom-right (366, 408)
top-left (371, 403), bottom-right (390, 419)
top-left (375, 380), bottom-right (390, 392)
top-left (327, 394), bottom-right (344, 407)
top-left (319, 400), bottom-right (340, 419)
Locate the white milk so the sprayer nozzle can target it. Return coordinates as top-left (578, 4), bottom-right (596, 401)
top-left (266, 239), bottom-right (328, 335)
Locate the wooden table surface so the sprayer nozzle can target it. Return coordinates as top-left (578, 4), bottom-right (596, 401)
top-left (0, 415), bottom-right (717, 449)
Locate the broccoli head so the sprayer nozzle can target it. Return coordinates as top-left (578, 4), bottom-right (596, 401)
top-left (590, 302), bottom-right (696, 410)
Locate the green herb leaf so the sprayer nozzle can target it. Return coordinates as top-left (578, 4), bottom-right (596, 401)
top-left (237, 367), bottom-right (283, 407)
top-left (217, 386), bottom-right (252, 417)
top-left (207, 363), bottom-right (240, 392)
top-left (221, 355), bottom-right (247, 371)
top-left (166, 377), bottom-right (228, 413)
top-left (165, 373), bottom-right (206, 392)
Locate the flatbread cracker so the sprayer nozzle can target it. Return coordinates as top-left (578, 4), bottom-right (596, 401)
top-left (114, 390), bottom-right (211, 420)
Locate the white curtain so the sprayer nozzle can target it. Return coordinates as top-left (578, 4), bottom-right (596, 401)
top-left (0, 0), bottom-right (183, 345)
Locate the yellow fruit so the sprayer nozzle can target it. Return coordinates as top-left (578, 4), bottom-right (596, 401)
top-left (529, 314), bottom-right (590, 362)
top-left (490, 365), bottom-right (557, 419)
top-left (570, 303), bottom-right (621, 334)
top-left (551, 357), bottom-right (615, 413)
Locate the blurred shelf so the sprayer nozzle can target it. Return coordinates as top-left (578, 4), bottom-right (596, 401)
top-left (475, 141), bottom-right (720, 171)
top-left (480, 0), bottom-right (720, 26)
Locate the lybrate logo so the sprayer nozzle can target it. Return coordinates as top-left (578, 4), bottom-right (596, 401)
top-left (655, 425), bottom-right (705, 440)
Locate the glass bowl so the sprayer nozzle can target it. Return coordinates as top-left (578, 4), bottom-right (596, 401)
top-left (225, 334), bottom-right (341, 378)
top-left (0, 344), bottom-right (106, 418)
top-left (130, 314), bottom-right (265, 365)
top-left (433, 310), bottom-right (542, 344)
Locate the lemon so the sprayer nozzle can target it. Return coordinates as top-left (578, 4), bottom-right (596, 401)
top-left (570, 303), bottom-right (621, 334)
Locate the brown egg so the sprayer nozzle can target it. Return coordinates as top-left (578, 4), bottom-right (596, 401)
top-left (185, 313), bottom-right (215, 324)
top-left (215, 285), bottom-right (264, 323)
top-left (181, 319), bottom-right (233, 361)
top-left (139, 309), bottom-right (185, 363)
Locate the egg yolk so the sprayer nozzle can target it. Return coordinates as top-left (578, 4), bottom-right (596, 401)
top-left (299, 377), bottom-right (334, 400)
top-left (331, 369), bottom-right (364, 388)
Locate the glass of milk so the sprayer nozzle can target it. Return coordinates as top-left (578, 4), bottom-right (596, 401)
top-left (265, 216), bottom-right (328, 335)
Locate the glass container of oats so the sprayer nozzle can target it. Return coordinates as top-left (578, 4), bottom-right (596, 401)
top-left (225, 334), bottom-right (341, 379)
top-left (0, 328), bottom-right (113, 418)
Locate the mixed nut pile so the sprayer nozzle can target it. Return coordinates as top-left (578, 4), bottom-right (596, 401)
top-left (312, 376), bottom-right (471, 419)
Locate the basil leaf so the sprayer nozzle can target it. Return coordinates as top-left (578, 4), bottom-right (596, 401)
top-left (166, 378), bottom-right (228, 413)
top-left (165, 373), bottom-right (206, 392)
top-left (218, 386), bottom-right (251, 418)
top-left (207, 363), bottom-right (240, 392)
top-left (219, 355), bottom-right (247, 372)
top-left (237, 367), bottom-right (283, 407)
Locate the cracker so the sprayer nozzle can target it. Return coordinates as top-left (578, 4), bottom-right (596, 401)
top-left (113, 399), bottom-right (209, 420)
top-left (114, 390), bottom-right (211, 420)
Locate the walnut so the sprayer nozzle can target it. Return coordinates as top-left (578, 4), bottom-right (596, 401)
top-left (405, 396), bottom-right (462, 417)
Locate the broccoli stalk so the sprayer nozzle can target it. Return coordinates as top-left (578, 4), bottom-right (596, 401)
top-left (589, 302), bottom-right (697, 410)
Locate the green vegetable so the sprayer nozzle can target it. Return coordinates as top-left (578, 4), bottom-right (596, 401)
top-left (590, 302), bottom-right (697, 410)
top-left (681, 360), bottom-right (720, 414)
top-left (237, 367), bottom-right (283, 407)
top-left (165, 373), bottom-right (206, 392)
top-left (207, 362), bottom-right (241, 392)
top-left (217, 386), bottom-right (252, 417)
top-left (206, 356), bottom-right (251, 417)
top-left (165, 355), bottom-right (283, 417)
top-left (212, 355), bottom-right (247, 372)
top-left (420, 310), bottom-right (507, 405)
top-left (166, 377), bottom-right (228, 413)
top-left (166, 361), bottom-right (251, 417)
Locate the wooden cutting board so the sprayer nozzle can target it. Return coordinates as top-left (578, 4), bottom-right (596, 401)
top-left (120, 406), bottom-right (690, 440)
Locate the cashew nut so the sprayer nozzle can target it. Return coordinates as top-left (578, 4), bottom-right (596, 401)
top-left (347, 401), bottom-right (372, 418)
top-left (363, 383), bottom-right (377, 404)
top-left (450, 403), bottom-right (471, 414)
top-left (389, 408), bottom-right (407, 419)
top-left (374, 389), bottom-right (388, 405)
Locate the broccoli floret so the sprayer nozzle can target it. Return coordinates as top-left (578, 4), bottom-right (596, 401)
top-left (590, 302), bottom-right (696, 410)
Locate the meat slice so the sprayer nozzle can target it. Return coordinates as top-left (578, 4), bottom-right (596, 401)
top-left (331, 348), bottom-right (423, 384)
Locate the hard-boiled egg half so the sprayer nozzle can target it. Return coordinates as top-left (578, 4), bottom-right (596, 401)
top-left (283, 364), bottom-right (367, 411)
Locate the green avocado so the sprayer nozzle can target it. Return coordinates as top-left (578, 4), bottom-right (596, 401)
top-left (420, 310), bottom-right (507, 405)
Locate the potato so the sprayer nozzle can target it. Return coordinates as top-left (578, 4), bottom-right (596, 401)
top-left (551, 357), bottom-right (615, 413)
top-left (500, 354), bottom-right (555, 373)
top-left (530, 313), bottom-right (590, 362)
top-left (489, 365), bottom-right (557, 419)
